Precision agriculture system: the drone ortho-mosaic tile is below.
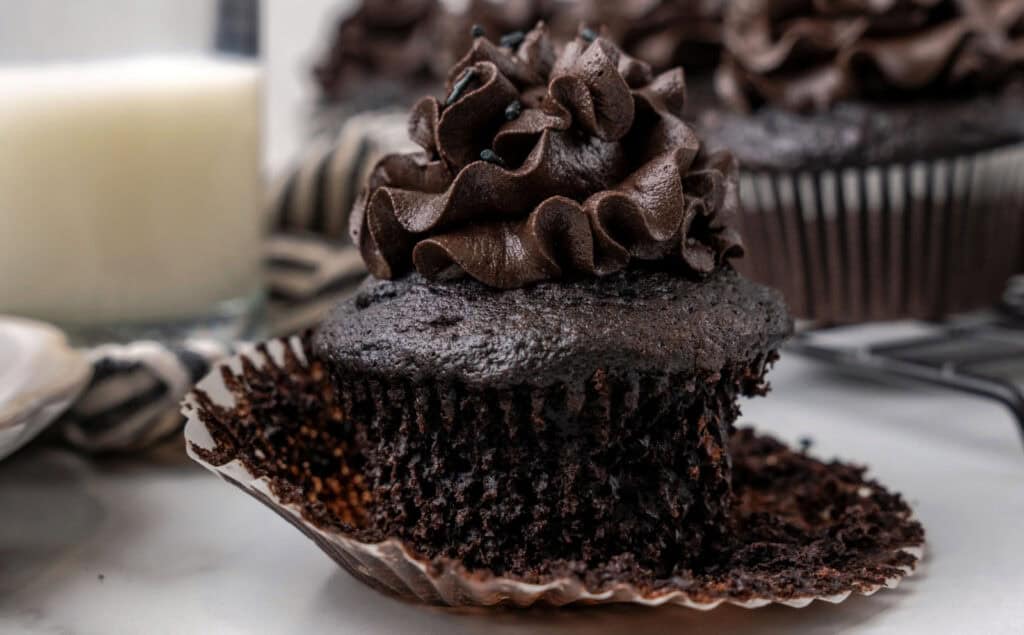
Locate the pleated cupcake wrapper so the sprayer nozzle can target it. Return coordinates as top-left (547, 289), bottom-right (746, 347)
top-left (183, 338), bottom-right (923, 609)
top-left (736, 142), bottom-right (1024, 323)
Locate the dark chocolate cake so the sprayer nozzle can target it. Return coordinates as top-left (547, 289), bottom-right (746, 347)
top-left (314, 268), bottom-right (789, 576)
top-left (317, 268), bottom-right (787, 388)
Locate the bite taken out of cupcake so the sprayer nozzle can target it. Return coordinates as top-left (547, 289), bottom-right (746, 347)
top-left (186, 23), bottom-right (924, 608)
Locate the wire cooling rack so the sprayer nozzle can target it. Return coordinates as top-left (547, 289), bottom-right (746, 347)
top-left (787, 277), bottom-right (1024, 446)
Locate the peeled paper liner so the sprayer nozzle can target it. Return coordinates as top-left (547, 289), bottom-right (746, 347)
top-left (183, 337), bottom-right (924, 609)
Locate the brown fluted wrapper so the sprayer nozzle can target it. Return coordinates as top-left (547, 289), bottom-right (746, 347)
top-left (735, 143), bottom-right (1024, 323)
top-left (183, 339), bottom-right (924, 608)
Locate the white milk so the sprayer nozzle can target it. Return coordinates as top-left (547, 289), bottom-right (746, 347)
top-left (0, 56), bottom-right (263, 325)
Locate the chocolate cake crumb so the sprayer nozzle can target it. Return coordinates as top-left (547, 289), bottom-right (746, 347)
top-left (189, 339), bottom-right (372, 534)
top-left (331, 361), bottom-right (761, 577)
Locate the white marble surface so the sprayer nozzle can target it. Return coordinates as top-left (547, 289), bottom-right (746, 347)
top-left (2, 345), bottom-right (1022, 635)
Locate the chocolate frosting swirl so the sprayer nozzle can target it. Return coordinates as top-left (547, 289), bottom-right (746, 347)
top-left (349, 24), bottom-right (744, 289)
top-left (717, 0), bottom-right (1024, 112)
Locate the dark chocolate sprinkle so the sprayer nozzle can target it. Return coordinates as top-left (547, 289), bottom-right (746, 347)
top-left (445, 68), bottom-right (478, 106)
top-left (471, 24), bottom-right (485, 39)
top-left (504, 100), bottom-right (522, 120)
top-left (479, 149), bottom-right (506, 166)
top-left (499, 30), bottom-right (525, 49)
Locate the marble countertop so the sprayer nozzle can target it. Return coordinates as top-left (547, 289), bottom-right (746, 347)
top-left (2, 344), bottom-right (1023, 635)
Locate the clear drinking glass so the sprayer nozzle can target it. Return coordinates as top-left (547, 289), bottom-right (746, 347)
top-left (0, 0), bottom-right (264, 344)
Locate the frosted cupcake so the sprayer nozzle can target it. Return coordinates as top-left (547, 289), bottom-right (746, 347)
top-left (188, 23), bottom-right (924, 608)
top-left (701, 0), bottom-right (1024, 322)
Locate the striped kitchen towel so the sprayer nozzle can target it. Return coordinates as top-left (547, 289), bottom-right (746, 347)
top-left (59, 232), bottom-right (369, 452)
top-left (269, 109), bottom-right (414, 241)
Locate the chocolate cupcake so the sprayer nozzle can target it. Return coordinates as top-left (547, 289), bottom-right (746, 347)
top-left (701, 0), bottom-right (1024, 323)
top-left (330, 23), bottom-right (775, 578)
top-left (186, 24), bottom-right (924, 608)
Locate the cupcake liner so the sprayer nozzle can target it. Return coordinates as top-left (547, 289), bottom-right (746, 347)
top-left (736, 142), bottom-right (1024, 323)
top-left (183, 338), bottom-right (924, 609)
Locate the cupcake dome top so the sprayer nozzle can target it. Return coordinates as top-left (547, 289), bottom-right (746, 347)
top-left (718, 0), bottom-right (1024, 113)
top-left (349, 23), bottom-right (745, 289)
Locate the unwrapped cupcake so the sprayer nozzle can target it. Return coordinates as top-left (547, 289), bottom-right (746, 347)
top-left (702, 0), bottom-right (1024, 323)
top-left (186, 23), bottom-right (924, 608)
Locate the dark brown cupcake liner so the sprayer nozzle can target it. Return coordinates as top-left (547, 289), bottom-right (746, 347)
top-left (735, 142), bottom-right (1024, 323)
top-left (182, 338), bottom-right (924, 609)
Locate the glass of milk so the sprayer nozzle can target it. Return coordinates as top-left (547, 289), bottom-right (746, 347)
top-left (0, 0), bottom-right (264, 344)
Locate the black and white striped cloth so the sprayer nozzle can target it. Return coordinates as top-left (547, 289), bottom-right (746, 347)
top-left (58, 111), bottom-right (411, 452)
top-left (59, 234), bottom-right (369, 452)
top-left (61, 339), bottom-right (239, 452)
top-left (269, 109), bottom-right (413, 240)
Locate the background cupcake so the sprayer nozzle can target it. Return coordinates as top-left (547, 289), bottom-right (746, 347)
top-left (311, 0), bottom-right (579, 139)
top-left (311, 0), bottom-right (445, 137)
top-left (580, 0), bottom-right (726, 115)
top-left (701, 0), bottom-right (1024, 323)
top-left (440, 0), bottom-right (581, 69)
